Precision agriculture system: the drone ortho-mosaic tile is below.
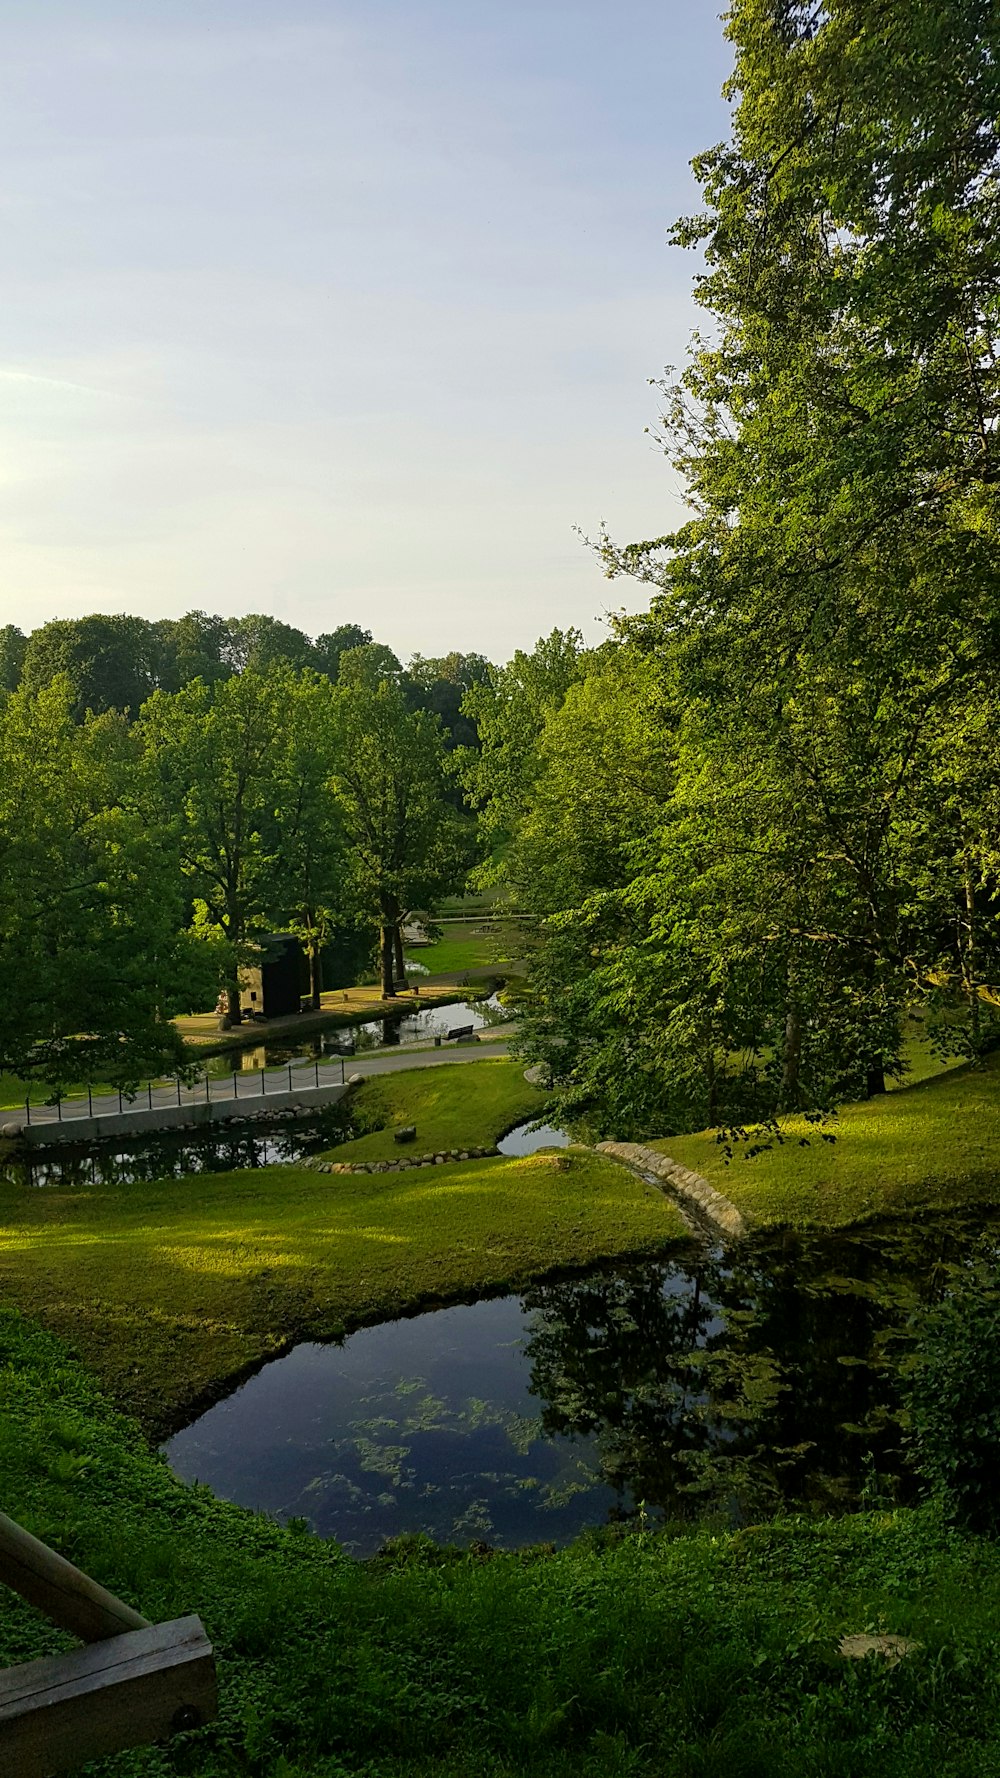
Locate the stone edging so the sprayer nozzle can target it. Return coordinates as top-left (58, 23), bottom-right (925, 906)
top-left (304, 1145), bottom-right (496, 1175)
top-left (596, 1141), bottom-right (747, 1239)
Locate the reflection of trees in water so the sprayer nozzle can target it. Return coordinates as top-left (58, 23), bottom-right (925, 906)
top-left (520, 1221), bottom-right (1000, 1523)
top-left (7, 1106), bottom-right (349, 1189)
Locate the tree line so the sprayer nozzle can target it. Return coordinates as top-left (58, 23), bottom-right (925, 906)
top-left (0, 642), bottom-right (474, 1086)
top-left (466, 0), bottom-right (1000, 1140)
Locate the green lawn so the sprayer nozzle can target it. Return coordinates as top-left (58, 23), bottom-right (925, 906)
top-left (5, 1307), bottom-right (1000, 1776)
top-left (0, 1145), bottom-right (685, 1435)
top-left (327, 1058), bottom-right (543, 1161)
top-left (407, 920), bottom-right (510, 977)
top-left (655, 1049), bottom-right (1000, 1229)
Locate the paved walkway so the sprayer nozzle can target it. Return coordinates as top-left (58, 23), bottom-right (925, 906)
top-left (13, 1037), bottom-right (513, 1133)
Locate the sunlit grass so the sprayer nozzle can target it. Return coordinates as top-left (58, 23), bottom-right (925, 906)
top-left (327, 1058), bottom-right (544, 1161)
top-left (0, 1148), bottom-right (687, 1434)
top-left (655, 1049), bottom-right (1000, 1229)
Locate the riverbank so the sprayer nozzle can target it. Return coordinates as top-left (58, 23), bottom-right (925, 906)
top-left (4, 1305), bottom-right (1000, 1777)
top-left (654, 1050), bottom-right (1000, 1229)
top-left (317, 1057), bottom-right (545, 1162)
top-left (0, 1132), bottom-right (686, 1435)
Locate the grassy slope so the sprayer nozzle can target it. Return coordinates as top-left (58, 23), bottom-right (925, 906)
top-left (4, 1309), bottom-right (1000, 1777)
top-left (0, 1148), bottom-right (685, 1434)
top-left (655, 1050), bottom-right (1000, 1230)
top-left (326, 1058), bottom-right (544, 1161)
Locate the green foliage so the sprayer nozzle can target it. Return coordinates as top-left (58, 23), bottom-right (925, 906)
top-left (332, 649), bottom-right (473, 994)
top-left (3, 1307), bottom-right (1000, 1774)
top-left (0, 678), bottom-right (187, 1085)
top-left (906, 1275), bottom-right (1000, 1532)
top-left (494, 1), bottom-right (1000, 1141)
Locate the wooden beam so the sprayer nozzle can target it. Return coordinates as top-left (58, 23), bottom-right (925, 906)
top-left (0, 1512), bottom-right (149, 1643)
top-left (0, 1615), bottom-right (217, 1777)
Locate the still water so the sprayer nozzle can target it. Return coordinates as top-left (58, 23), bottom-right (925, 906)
top-left (165, 1211), bottom-right (1000, 1555)
top-left (206, 996), bottom-right (509, 1077)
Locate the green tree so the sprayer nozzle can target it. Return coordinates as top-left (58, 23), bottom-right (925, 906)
top-left (331, 650), bottom-right (470, 998)
top-left (222, 614), bottom-right (317, 676)
top-left (461, 628), bottom-right (584, 881)
top-left (0, 680), bottom-right (187, 1085)
top-left (138, 670), bottom-right (301, 1023)
top-left (0, 626), bottom-right (26, 692)
top-left (21, 615), bottom-right (163, 718)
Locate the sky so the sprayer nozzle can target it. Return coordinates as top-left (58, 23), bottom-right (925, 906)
top-left (0, 1), bottom-right (733, 662)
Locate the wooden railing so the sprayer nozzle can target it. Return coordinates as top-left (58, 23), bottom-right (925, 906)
top-left (0, 1511), bottom-right (217, 1776)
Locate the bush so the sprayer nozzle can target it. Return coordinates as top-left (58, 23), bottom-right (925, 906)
top-left (906, 1278), bottom-right (1000, 1532)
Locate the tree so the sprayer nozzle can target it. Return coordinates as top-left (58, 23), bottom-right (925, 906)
top-left (154, 610), bottom-right (232, 692)
top-left (138, 670), bottom-right (301, 1023)
top-left (221, 614), bottom-right (317, 676)
top-left (21, 615), bottom-right (163, 718)
top-left (460, 629), bottom-right (585, 882)
top-left (0, 679), bottom-right (187, 1085)
top-left (268, 675), bottom-right (346, 1008)
top-left (406, 651), bottom-right (493, 753)
top-left (331, 650), bottom-right (470, 998)
top-left (523, 0), bottom-right (1000, 1136)
top-left (0, 626), bottom-right (26, 692)
top-left (314, 624), bottom-right (373, 681)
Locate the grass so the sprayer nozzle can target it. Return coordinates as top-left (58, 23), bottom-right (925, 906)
top-left (654, 1049), bottom-right (1000, 1230)
top-left (325, 1058), bottom-right (544, 1161)
top-left (407, 919), bottom-right (517, 978)
top-left (6, 1307), bottom-right (1000, 1775)
top-left (0, 1140), bottom-right (685, 1435)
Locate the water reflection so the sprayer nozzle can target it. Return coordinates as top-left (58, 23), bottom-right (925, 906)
top-left (165, 1210), bottom-right (1000, 1553)
top-left (0, 1110), bottom-right (350, 1189)
top-left (497, 1122), bottom-right (570, 1156)
top-left (205, 996), bottom-right (507, 1077)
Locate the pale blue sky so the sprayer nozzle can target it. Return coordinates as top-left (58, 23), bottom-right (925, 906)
top-left (0, 2), bottom-right (731, 659)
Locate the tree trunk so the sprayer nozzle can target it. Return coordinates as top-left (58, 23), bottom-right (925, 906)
top-left (780, 1004), bottom-right (802, 1110)
top-left (393, 922), bottom-right (408, 992)
top-left (963, 870), bottom-right (981, 1054)
top-left (865, 1057), bottom-right (886, 1097)
top-left (379, 923), bottom-right (395, 998)
top-left (308, 939), bottom-right (322, 1011)
top-left (225, 981), bottom-right (242, 1025)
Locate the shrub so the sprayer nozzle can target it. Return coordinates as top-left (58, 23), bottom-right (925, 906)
top-left (905, 1277), bottom-right (1000, 1532)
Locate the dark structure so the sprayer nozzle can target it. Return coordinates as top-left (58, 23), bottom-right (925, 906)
top-left (239, 934), bottom-right (304, 1020)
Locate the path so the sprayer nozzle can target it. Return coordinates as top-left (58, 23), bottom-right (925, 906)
top-left (7, 1037), bottom-right (514, 1142)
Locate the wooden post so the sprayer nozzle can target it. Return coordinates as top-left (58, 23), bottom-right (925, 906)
top-left (0, 1513), bottom-right (218, 1776)
top-left (0, 1513), bottom-right (149, 1644)
top-left (0, 1616), bottom-right (217, 1777)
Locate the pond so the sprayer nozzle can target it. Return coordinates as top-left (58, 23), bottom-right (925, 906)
top-left (0, 1112), bottom-right (348, 1189)
top-left (206, 995), bottom-right (508, 1077)
top-left (164, 1209), bottom-right (1000, 1555)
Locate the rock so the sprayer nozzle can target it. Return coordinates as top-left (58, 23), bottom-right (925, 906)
top-left (348, 1073), bottom-right (364, 1085)
top-left (838, 1634), bottom-right (920, 1665)
top-left (394, 1125), bottom-right (417, 1144)
top-left (1, 1122), bottom-right (23, 1138)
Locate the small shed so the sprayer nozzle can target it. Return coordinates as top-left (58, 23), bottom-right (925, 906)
top-left (239, 934), bottom-right (304, 1020)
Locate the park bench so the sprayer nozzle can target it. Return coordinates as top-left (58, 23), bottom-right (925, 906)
top-left (0, 1512), bottom-right (217, 1776)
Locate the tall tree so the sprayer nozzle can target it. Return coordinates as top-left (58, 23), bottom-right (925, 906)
top-left (21, 615), bottom-right (163, 718)
top-left (331, 649), bottom-right (470, 998)
top-left (0, 626), bottom-right (26, 692)
top-left (0, 680), bottom-right (187, 1085)
top-left (138, 669), bottom-right (299, 1023)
